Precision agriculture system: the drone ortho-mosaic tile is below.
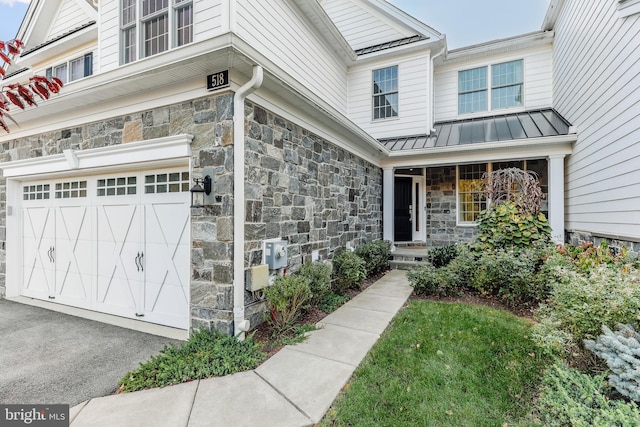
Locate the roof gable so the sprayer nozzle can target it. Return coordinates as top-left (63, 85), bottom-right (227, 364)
top-left (321, 0), bottom-right (442, 51)
top-left (17, 0), bottom-right (97, 53)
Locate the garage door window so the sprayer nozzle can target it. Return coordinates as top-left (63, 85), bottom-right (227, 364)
top-left (144, 172), bottom-right (190, 193)
top-left (97, 176), bottom-right (137, 196)
top-left (55, 181), bottom-right (87, 199)
top-left (23, 184), bottom-right (50, 200)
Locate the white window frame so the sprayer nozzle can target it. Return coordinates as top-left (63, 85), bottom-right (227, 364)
top-left (120, 0), bottom-right (194, 65)
top-left (455, 159), bottom-right (548, 226)
top-left (458, 59), bottom-right (525, 115)
top-left (45, 53), bottom-right (93, 84)
top-left (372, 65), bottom-right (399, 121)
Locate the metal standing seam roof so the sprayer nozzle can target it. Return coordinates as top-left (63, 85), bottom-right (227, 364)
top-left (354, 35), bottom-right (428, 56)
top-left (379, 108), bottom-right (572, 152)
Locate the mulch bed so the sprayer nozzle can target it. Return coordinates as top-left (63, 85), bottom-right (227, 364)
top-left (251, 270), bottom-right (387, 360)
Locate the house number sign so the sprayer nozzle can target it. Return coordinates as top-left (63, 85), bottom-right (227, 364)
top-left (206, 70), bottom-right (230, 91)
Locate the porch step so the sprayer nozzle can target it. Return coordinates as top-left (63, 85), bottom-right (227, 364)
top-left (391, 249), bottom-right (429, 259)
top-left (389, 260), bottom-right (430, 270)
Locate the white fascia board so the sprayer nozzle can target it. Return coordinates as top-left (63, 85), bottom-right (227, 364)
top-left (292, 0), bottom-right (356, 63)
top-left (351, 40), bottom-right (434, 67)
top-left (16, 25), bottom-right (98, 68)
top-left (367, 0), bottom-right (443, 40)
top-left (381, 134), bottom-right (576, 168)
top-left (0, 134), bottom-right (193, 178)
top-left (444, 31), bottom-right (554, 65)
top-left (542, 0), bottom-right (566, 30)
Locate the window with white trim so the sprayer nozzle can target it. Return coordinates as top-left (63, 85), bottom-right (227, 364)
top-left (457, 159), bottom-right (548, 224)
top-left (45, 53), bottom-right (93, 84)
top-left (121, 0), bottom-right (193, 65)
top-left (372, 66), bottom-right (398, 120)
top-left (458, 59), bottom-right (523, 114)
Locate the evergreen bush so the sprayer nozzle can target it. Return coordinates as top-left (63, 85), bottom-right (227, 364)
top-left (355, 240), bottom-right (391, 276)
top-left (298, 261), bottom-right (331, 306)
top-left (332, 250), bottom-right (366, 293)
top-left (585, 324), bottom-right (640, 402)
top-left (263, 275), bottom-right (312, 333)
top-left (427, 244), bottom-right (458, 268)
top-left (407, 263), bottom-right (461, 297)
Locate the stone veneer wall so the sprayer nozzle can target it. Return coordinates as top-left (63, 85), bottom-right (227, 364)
top-left (241, 101), bottom-right (383, 328)
top-left (565, 230), bottom-right (640, 255)
top-left (425, 166), bottom-right (477, 246)
top-left (0, 92), bottom-right (383, 334)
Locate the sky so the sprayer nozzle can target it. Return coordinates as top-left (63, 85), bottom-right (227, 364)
top-left (0, 1), bottom-right (551, 48)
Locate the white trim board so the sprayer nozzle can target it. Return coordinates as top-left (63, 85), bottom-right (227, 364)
top-left (0, 134), bottom-right (194, 178)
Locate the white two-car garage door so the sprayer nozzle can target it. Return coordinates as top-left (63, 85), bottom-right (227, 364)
top-left (20, 168), bottom-right (191, 329)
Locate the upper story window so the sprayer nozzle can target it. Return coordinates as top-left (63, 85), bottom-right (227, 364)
top-left (458, 67), bottom-right (487, 114)
top-left (458, 59), bottom-right (523, 114)
top-left (372, 66), bottom-right (398, 120)
top-left (45, 53), bottom-right (93, 84)
top-left (121, 0), bottom-right (194, 65)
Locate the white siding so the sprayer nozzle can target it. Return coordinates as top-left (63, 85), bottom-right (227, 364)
top-left (98, 1), bottom-right (225, 72)
top-left (98, 0), bottom-right (119, 72)
top-left (434, 45), bottom-right (553, 122)
top-left (348, 52), bottom-right (430, 139)
top-left (553, 0), bottom-right (640, 239)
top-left (235, 0), bottom-right (348, 112)
top-left (322, 0), bottom-right (413, 50)
top-left (194, 0), bottom-right (224, 42)
top-left (48, 0), bottom-right (92, 40)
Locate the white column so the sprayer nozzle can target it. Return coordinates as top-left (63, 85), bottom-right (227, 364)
top-left (383, 167), bottom-right (394, 244)
top-left (547, 155), bottom-right (566, 243)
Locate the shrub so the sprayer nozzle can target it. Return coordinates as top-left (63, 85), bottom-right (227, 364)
top-left (585, 324), bottom-right (640, 402)
top-left (407, 263), bottom-right (462, 297)
top-left (427, 244), bottom-right (458, 268)
top-left (332, 250), bottom-right (366, 293)
top-left (355, 240), bottom-right (391, 276)
top-left (474, 201), bottom-right (552, 250)
top-left (561, 241), bottom-right (633, 273)
top-left (541, 265), bottom-right (640, 341)
top-left (263, 275), bottom-right (312, 333)
top-left (444, 244), bottom-right (477, 287)
top-left (536, 361), bottom-right (640, 427)
top-left (298, 262), bottom-right (331, 306)
top-left (468, 247), bottom-right (550, 306)
top-left (119, 329), bottom-right (265, 392)
top-left (318, 292), bottom-right (350, 313)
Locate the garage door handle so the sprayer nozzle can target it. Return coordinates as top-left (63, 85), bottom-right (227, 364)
top-left (51, 246), bottom-right (55, 263)
top-left (139, 252), bottom-right (144, 272)
top-left (135, 253), bottom-right (140, 272)
top-left (47, 247), bottom-right (52, 262)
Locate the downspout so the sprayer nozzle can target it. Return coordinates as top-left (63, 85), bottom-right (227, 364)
top-left (233, 65), bottom-right (264, 340)
top-left (430, 46), bottom-right (446, 133)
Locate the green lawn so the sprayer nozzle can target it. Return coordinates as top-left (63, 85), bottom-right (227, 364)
top-left (321, 300), bottom-right (547, 427)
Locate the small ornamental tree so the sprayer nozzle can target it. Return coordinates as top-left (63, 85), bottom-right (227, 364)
top-left (1, 39), bottom-right (63, 133)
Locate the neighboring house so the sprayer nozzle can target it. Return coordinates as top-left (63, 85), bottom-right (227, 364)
top-left (0, 0), bottom-right (636, 337)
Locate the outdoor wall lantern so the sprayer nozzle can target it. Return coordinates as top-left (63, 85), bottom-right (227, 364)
top-left (190, 173), bottom-right (212, 207)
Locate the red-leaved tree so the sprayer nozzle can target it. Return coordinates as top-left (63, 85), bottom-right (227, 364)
top-left (0, 39), bottom-right (63, 133)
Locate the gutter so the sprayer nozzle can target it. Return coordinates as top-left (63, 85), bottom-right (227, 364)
top-left (430, 46), bottom-right (446, 132)
top-left (233, 65), bottom-right (264, 340)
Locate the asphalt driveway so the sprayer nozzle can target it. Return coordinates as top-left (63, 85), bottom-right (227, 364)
top-left (0, 300), bottom-right (179, 406)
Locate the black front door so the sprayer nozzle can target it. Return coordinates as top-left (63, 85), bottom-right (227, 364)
top-left (394, 177), bottom-right (412, 241)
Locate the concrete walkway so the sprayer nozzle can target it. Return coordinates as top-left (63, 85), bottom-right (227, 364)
top-left (69, 270), bottom-right (412, 427)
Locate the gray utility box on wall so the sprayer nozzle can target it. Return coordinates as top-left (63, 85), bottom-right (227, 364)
top-left (264, 240), bottom-right (288, 269)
